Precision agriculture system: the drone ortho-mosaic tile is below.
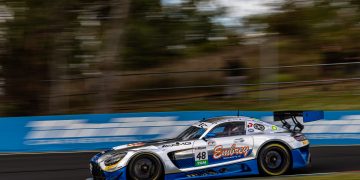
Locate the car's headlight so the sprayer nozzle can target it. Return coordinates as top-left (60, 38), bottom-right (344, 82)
top-left (104, 153), bottom-right (126, 166)
top-left (98, 151), bottom-right (126, 170)
top-left (293, 134), bottom-right (307, 141)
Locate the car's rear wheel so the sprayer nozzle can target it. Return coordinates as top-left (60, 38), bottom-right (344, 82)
top-left (258, 143), bottom-right (291, 176)
top-left (127, 153), bottom-right (163, 180)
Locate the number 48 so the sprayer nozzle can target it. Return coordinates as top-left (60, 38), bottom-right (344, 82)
top-left (196, 152), bottom-right (206, 160)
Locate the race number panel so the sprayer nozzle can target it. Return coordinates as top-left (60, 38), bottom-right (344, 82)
top-left (194, 147), bottom-right (208, 167)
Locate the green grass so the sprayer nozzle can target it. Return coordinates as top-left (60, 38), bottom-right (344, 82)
top-left (253, 172), bottom-right (360, 180)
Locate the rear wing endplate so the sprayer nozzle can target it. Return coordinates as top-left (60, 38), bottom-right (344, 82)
top-left (274, 111), bottom-right (324, 132)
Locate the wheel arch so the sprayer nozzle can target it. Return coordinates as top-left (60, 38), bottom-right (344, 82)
top-left (126, 151), bottom-right (165, 179)
top-left (127, 151), bottom-right (165, 167)
top-left (256, 140), bottom-right (293, 163)
top-left (256, 139), bottom-right (293, 159)
top-left (256, 140), bottom-right (294, 173)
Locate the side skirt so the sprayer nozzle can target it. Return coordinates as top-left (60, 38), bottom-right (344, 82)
top-left (164, 159), bottom-right (259, 180)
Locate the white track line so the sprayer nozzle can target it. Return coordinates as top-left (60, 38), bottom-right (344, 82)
top-left (226, 171), bottom-right (360, 180)
top-left (311, 144), bottom-right (360, 147)
top-left (0, 150), bottom-right (100, 156)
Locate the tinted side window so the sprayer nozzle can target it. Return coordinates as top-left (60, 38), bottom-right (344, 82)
top-left (229, 122), bottom-right (245, 136)
top-left (209, 124), bottom-right (227, 137)
top-left (209, 122), bottom-right (245, 138)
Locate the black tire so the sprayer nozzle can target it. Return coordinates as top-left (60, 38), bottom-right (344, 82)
top-left (127, 153), bottom-right (163, 180)
top-left (258, 143), bottom-right (291, 176)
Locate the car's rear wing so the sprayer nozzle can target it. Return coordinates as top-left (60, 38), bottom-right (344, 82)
top-left (274, 111), bottom-right (324, 133)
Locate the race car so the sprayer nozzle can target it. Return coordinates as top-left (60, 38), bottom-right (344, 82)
top-left (89, 111), bottom-right (323, 180)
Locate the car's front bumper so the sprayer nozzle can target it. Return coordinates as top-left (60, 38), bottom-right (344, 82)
top-left (90, 162), bottom-right (127, 180)
top-left (90, 151), bottom-right (127, 180)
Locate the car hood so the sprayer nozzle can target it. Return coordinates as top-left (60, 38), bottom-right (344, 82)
top-left (111, 138), bottom-right (186, 151)
top-left (90, 138), bottom-right (192, 164)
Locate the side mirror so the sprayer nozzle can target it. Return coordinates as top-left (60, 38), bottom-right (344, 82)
top-left (202, 133), bottom-right (216, 142)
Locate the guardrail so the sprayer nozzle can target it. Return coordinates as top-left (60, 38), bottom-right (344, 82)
top-left (0, 111), bottom-right (359, 153)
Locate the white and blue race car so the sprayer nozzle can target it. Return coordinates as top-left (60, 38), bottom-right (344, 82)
top-left (90, 111), bottom-right (323, 180)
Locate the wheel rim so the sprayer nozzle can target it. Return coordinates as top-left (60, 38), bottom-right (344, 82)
top-left (130, 155), bottom-right (161, 180)
top-left (265, 150), bottom-right (282, 169)
top-left (260, 145), bottom-right (290, 175)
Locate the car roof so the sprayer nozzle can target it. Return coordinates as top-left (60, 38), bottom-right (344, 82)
top-left (203, 116), bottom-right (252, 124)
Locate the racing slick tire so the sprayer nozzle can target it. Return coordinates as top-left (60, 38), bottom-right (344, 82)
top-left (127, 153), bottom-right (163, 180)
top-left (258, 143), bottom-right (291, 176)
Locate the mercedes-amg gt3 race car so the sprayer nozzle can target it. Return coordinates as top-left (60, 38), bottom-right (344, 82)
top-left (90, 111), bottom-right (324, 180)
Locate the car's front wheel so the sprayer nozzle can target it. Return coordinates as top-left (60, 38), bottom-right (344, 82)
top-left (258, 143), bottom-right (291, 176)
top-left (127, 153), bottom-right (163, 180)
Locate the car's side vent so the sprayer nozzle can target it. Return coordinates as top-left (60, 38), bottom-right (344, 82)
top-left (168, 149), bottom-right (194, 169)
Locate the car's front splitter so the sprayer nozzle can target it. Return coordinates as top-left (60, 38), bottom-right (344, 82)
top-left (165, 159), bottom-right (259, 180)
top-left (100, 167), bottom-right (127, 180)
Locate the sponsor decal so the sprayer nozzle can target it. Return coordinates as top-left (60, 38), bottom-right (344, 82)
top-left (207, 140), bottom-right (216, 146)
top-left (127, 142), bottom-right (145, 147)
top-left (162, 141), bottom-right (191, 148)
top-left (195, 146), bottom-right (206, 150)
top-left (247, 122), bottom-right (253, 128)
top-left (254, 123), bottom-right (265, 131)
top-left (213, 144), bottom-right (250, 159)
top-left (271, 125), bottom-right (278, 131)
top-left (248, 129), bottom-right (254, 132)
top-left (197, 122), bottom-right (208, 129)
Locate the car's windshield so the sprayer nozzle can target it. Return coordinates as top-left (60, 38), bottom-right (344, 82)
top-left (176, 126), bottom-right (206, 141)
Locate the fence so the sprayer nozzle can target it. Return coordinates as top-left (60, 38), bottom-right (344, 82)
top-left (39, 60), bottom-right (360, 113)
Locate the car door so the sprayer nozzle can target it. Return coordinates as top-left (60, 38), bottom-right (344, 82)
top-left (204, 122), bottom-right (254, 165)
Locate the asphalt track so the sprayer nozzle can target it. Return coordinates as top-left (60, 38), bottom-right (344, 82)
top-left (0, 146), bottom-right (359, 180)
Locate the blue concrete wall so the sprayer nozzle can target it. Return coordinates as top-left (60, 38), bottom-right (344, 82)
top-left (0, 111), bottom-right (358, 152)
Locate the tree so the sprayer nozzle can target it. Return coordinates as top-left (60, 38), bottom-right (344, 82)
top-left (245, 0), bottom-right (360, 49)
top-left (123, 0), bottom-right (231, 69)
top-left (2, 0), bottom-right (105, 115)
